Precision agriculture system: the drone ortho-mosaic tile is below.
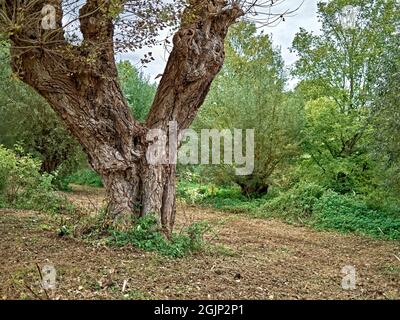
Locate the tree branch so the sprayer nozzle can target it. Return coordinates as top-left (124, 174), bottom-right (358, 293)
top-left (146, 0), bottom-right (243, 130)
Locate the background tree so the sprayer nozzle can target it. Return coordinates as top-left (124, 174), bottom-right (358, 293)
top-left (370, 20), bottom-right (400, 195)
top-left (195, 22), bottom-right (303, 196)
top-left (291, 0), bottom-right (399, 193)
top-left (117, 61), bottom-right (156, 122)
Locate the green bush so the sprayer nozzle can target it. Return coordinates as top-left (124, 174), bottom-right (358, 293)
top-left (18, 172), bottom-right (75, 214)
top-left (0, 145), bottom-right (73, 214)
top-left (0, 145), bottom-right (40, 201)
top-left (257, 184), bottom-right (400, 239)
top-left (108, 214), bottom-right (210, 258)
top-left (258, 182), bottom-right (325, 222)
top-left (312, 191), bottom-right (400, 240)
top-left (363, 190), bottom-right (400, 217)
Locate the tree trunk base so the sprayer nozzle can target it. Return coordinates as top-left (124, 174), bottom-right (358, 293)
top-left (101, 163), bottom-right (177, 235)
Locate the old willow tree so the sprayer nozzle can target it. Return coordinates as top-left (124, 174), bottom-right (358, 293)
top-left (0, 0), bottom-right (293, 233)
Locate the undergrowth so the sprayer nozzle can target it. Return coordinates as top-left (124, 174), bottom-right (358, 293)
top-left (178, 181), bottom-right (400, 240)
top-left (56, 210), bottom-right (212, 258)
top-left (0, 145), bottom-right (75, 214)
top-left (108, 215), bottom-right (211, 258)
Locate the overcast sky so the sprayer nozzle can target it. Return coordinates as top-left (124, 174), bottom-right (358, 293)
top-left (117, 0), bottom-right (322, 87)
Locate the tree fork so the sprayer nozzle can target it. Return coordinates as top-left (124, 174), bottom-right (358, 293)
top-left (4, 0), bottom-right (244, 234)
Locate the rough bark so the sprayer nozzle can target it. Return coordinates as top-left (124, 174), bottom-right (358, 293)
top-left (4, 0), bottom-right (243, 234)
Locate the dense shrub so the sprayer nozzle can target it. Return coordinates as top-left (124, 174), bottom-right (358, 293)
top-left (258, 182), bottom-right (325, 222)
top-left (312, 191), bottom-right (400, 240)
top-left (0, 145), bottom-right (40, 199)
top-left (257, 184), bottom-right (399, 239)
top-left (0, 145), bottom-right (73, 213)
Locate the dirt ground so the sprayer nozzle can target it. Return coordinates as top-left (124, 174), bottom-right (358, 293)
top-left (0, 186), bottom-right (399, 300)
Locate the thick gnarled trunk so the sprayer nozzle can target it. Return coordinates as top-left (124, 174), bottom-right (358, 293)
top-left (5, 0), bottom-right (243, 234)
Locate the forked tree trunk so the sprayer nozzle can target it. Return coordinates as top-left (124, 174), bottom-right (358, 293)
top-left (6, 0), bottom-right (243, 235)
